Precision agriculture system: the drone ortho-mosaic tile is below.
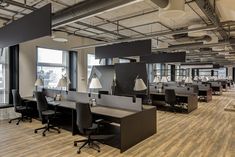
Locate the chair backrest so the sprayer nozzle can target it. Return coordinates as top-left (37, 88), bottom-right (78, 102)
top-left (191, 85), bottom-right (199, 94)
top-left (34, 91), bottom-right (48, 119)
top-left (76, 103), bottom-right (92, 134)
top-left (12, 89), bottom-right (22, 111)
top-left (165, 89), bottom-right (176, 105)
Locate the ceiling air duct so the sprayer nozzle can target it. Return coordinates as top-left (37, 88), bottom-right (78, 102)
top-left (188, 24), bottom-right (207, 37)
top-left (159, 0), bottom-right (185, 18)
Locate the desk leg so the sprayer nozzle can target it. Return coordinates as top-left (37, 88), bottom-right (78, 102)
top-left (120, 107), bottom-right (156, 153)
top-left (72, 109), bottom-right (78, 136)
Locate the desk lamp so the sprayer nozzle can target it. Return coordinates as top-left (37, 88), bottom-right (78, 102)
top-left (185, 77), bottom-right (193, 84)
top-left (89, 76), bottom-right (102, 106)
top-left (193, 76), bottom-right (199, 81)
top-left (160, 76), bottom-right (168, 83)
top-left (57, 75), bottom-right (70, 100)
top-left (153, 76), bottom-right (160, 83)
top-left (34, 78), bottom-right (44, 91)
top-left (134, 76), bottom-right (147, 91)
top-left (153, 76), bottom-right (160, 92)
top-left (159, 76), bottom-right (168, 92)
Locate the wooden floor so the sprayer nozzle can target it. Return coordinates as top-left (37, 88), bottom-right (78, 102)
top-left (0, 90), bottom-right (235, 157)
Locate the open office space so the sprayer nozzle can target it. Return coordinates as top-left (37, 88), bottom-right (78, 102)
top-left (0, 0), bottom-right (234, 157)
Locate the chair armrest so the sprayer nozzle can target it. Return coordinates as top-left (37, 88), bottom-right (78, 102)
top-left (22, 100), bottom-right (32, 109)
top-left (95, 119), bottom-right (104, 123)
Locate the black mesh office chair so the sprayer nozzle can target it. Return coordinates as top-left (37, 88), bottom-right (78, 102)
top-left (74, 103), bottom-right (101, 154)
top-left (34, 92), bottom-right (60, 136)
top-left (165, 89), bottom-right (178, 113)
top-left (9, 89), bottom-right (32, 125)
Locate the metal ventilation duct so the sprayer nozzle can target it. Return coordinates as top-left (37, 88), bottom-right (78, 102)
top-left (52, 0), bottom-right (146, 28)
top-left (173, 33), bottom-right (212, 42)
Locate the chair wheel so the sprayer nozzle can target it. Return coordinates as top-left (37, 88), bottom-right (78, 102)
top-left (34, 130), bottom-right (37, 133)
top-left (9, 121), bottom-right (11, 124)
top-left (74, 142), bottom-right (77, 146)
top-left (98, 150), bottom-right (100, 153)
top-left (16, 123), bottom-right (19, 125)
top-left (77, 150), bottom-right (81, 154)
top-left (43, 134), bottom-right (46, 137)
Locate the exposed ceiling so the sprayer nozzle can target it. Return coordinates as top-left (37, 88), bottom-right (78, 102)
top-left (0, 0), bottom-right (235, 65)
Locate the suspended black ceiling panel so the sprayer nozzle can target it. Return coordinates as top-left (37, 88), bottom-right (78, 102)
top-left (95, 39), bottom-right (151, 59)
top-left (0, 4), bottom-right (52, 48)
top-left (140, 52), bottom-right (186, 63)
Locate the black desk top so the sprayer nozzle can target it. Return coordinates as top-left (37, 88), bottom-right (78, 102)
top-left (23, 96), bottom-right (154, 119)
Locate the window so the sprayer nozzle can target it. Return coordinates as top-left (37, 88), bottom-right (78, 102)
top-left (119, 58), bottom-right (130, 63)
top-left (37, 47), bottom-right (68, 89)
top-left (0, 48), bottom-right (9, 105)
top-left (87, 54), bottom-right (104, 80)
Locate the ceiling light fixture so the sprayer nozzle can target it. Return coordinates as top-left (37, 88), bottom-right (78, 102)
top-left (52, 31), bottom-right (68, 42)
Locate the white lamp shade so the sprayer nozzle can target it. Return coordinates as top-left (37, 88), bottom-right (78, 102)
top-left (89, 78), bottom-right (102, 89)
top-left (134, 78), bottom-right (147, 91)
top-left (185, 77), bottom-right (193, 83)
top-left (160, 76), bottom-right (168, 83)
top-left (176, 76), bottom-right (182, 82)
top-left (35, 78), bottom-right (43, 86)
top-left (153, 76), bottom-right (160, 83)
top-left (193, 76), bottom-right (198, 81)
top-left (57, 78), bottom-right (67, 87)
top-left (213, 76), bottom-right (218, 80)
top-left (202, 77), bottom-right (209, 82)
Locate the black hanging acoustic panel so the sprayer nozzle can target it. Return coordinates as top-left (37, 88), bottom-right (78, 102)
top-left (115, 63), bottom-right (147, 96)
top-left (140, 52), bottom-right (186, 63)
top-left (95, 39), bottom-right (151, 59)
top-left (0, 4), bottom-right (52, 48)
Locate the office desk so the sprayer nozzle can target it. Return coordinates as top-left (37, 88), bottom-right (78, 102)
top-left (150, 93), bottom-right (198, 113)
top-left (23, 96), bottom-right (156, 153)
top-left (198, 89), bottom-right (212, 102)
top-left (211, 86), bottom-right (223, 95)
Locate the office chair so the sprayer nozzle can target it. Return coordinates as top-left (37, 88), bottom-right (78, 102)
top-left (9, 89), bottom-right (32, 125)
top-left (34, 92), bottom-right (60, 136)
top-left (74, 103), bottom-right (101, 154)
top-left (165, 89), bottom-right (178, 113)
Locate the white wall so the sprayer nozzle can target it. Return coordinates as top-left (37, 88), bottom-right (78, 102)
top-left (19, 35), bottom-right (95, 97)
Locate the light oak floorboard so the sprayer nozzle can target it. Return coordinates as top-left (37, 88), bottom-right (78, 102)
top-left (0, 89), bottom-right (235, 157)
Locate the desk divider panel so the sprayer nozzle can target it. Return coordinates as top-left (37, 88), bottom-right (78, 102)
top-left (95, 94), bottom-right (142, 112)
top-left (164, 86), bottom-right (195, 95)
top-left (209, 81), bottom-right (222, 87)
top-left (45, 90), bottom-right (142, 112)
top-left (65, 91), bottom-right (91, 103)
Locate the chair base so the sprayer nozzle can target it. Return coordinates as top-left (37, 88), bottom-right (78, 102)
top-left (9, 115), bottom-right (32, 125)
top-left (74, 136), bottom-right (100, 154)
top-left (34, 123), bottom-right (60, 136)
